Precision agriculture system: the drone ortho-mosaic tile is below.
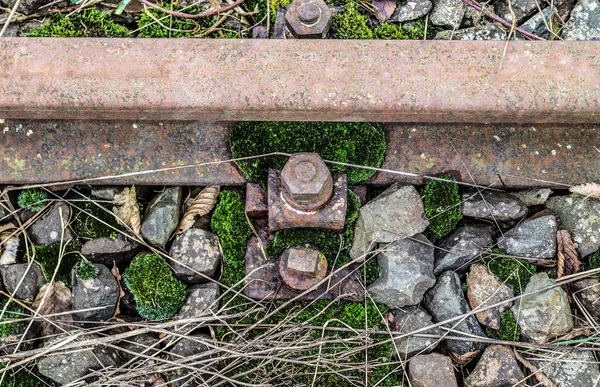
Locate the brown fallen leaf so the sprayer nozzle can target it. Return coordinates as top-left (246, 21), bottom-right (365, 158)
top-left (0, 223), bottom-right (19, 265)
top-left (373, 0), bottom-right (396, 22)
top-left (32, 282), bottom-right (73, 340)
top-left (556, 230), bottom-right (580, 278)
top-left (513, 348), bottom-right (556, 387)
top-left (111, 262), bottom-right (125, 319)
top-left (569, 182), bottom-right (600, 199)
top-left (176, 186), bottom-right (220, 235)
top-left (113, 186), bottom-right (141, 235)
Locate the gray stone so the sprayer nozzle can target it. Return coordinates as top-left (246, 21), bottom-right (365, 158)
top-left (350, 184), bottom-right (429, 260)
top-left (495, 0), bottom-right (541, 25)
top-left (462, 190), bottom-right (528, 222)
top-left (408, 353), bottom-right (458, 387)
top-left (512, 273), bottom-right (573, 343)
top-left (516, 7), bottom-right (555, 40)
top-left (90, 186), bottom-right (123, 200)
top-left (37, 334), bottom-right (123, 385)
top-left (434, 223), bottom-right (495, 275)
top-left (119, 333), bottom-right (161, 362)
top-left (175, 282), bottom-right (220, 320)
top-left (72, 263), bottom-right (119, 324)
top-left (467, 264), bottom-right (514, 329)
top-left (497, 215), bottom-right (557, 258)
top-left (165, 334), bottom-right (211, 386)
top-left (0, 263), bottom-right (46, 301)
top-left (169, 229), bottom-right (222, 283)
top-left (573, 278), bottom-right (600, 317)
top-left (140, 187), bottom-right (182, 248)
top-left (464, 345), bottom-right (525, 387)
top-left (273, 8), bottom-right (288, 39)
top-left (529, 349), bottom-right (600, 387)
top-left (5, 0), bottom-right (52, 15)
top-left (0, 199), bottom-right (8, 222)
top-left (390, 306), bottom-right (441, 359)
top-left (368, 235), bottom-right (435, 308)
top-left (462, 6), bottom-right (485, 27)
top-left (424, 271), bottom-right (487, 355)
top-left (435, 22), bottom-right (507, 40)
top-left (81, 235), bottom-right (140, 266)
top-left (562, 0), bottom-right (600, 40)
top-left (546, 194), bottom-right (600, 257)
top-left (27, 202), bottom-right (75, 245)
top-left (512, 188), bottom-right (553, 206)
top-left (429, 0), bottom-right (466, 29)
top-left (389, 0), bottom-right (433, 22)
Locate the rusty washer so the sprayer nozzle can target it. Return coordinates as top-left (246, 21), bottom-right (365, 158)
top-left (281, 153), bottom-right (333, 212)
top-left (285, 0), bottom-right (332, 38)
top-left (278, 245), bottom-right (328, 292)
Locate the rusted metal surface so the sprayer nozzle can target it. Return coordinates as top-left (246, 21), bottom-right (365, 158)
top-left (278, 245), bottom-right (328, 291)
top-left (281, 153), bottom-right (333, 211)
top-left (245, 183), bottom-right (268, 218)
top-left (285, 0), bottom-right (332, 38)
top-left (268, 169), bottom-right (347, 232)
top-left (1, 39), bottom-right (600, 123)
top-left (244, 236), bottom-right (363, 301)
top-left (369, 123), bottom-right (600, 188)
top-left (0, 120), bottom-right (245, 185)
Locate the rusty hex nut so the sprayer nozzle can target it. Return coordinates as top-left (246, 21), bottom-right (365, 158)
top-left (281, 153), bottom-right (333, 211)
top-left (278, 245), bottom-right (328, 291)
top-left (285, 0), bottom-right (332, 39)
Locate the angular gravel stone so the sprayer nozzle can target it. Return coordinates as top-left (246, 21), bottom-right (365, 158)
top-left (512, 188), bottom-right (553, 206)
top-left (389, 0), bottom-right (433, 22)
top-left (37, 334), bottom-right (122, 385)
top-left (434, 223), bottom-right (495, 275)
top-left (0, 200), bottom-right (8, 222)
top-left (350, 184), bottom-right (429, 260)
top-left (495, 0), bottom-right (540, 25)
top-left (497, 214), bottom-right (557, 258)
top-left (175, 282), bottom-right (220, 320)
top-left (546, 194), bottom-right (600, 257)
top-left (165, 335), bottom-right (211, 386)
top-left (424, 271), bottom-right (487, 355)
top-left (429, 0), bottom-right (466, 29)
top-left (530, 349), bottom-right (600, 387)
top-left (512, 273), bottom-right (573, 343)
top-left (119, 333), bottom-right (161, 362)
top-left (464, 345), bottom-right (525, 387)
top-left (368, 234), bottom-right (436, 308)
top-left (169, 229), bottom-right (222, 283)
top-left (573, 278), bottom-right (600, 317)
top-left (81, 235), bottom-right (140, 266)
top-left (0, 262), bottom-right (46, 301)
top-left (91, 186), bottom-right (123, 200)
top-left (5, 0), bottom-right (52, 15)
top-left (435, 23), bottom-right (507, 40)
top-left (467, 264), bottom-right (514, 329)
top-left (409, 353), bottom-right (458, 387)
top-left (72, 263), bottom-right (119, 324)
top-left (462, 190), bottom-right (528, 222)
top-left (28, 202), bottom-right (75, 245)
top-left (390, 306), bottom-right (441, 359)
top-left (140, 187), bottom-right (182, 248)
top-left (562, 0), bottom-right (600, 40)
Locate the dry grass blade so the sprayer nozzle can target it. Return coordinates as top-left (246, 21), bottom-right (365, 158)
top-left (113, 186), bottom-right (141, 235)
top-left (32, 282), bottom-right (73, 340)
top-left (0, 223), bottom-right (19, 265)
top-left (513, 348), bottom-right (556, 387)
top-left (569, 182), bottom-right (600, 199)
top-left (556, 230), bottom-right (580, 278)
top-left (177, 186), bottom-right (220, 234)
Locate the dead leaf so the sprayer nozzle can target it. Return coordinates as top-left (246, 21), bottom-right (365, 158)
top-left (0, 223), bottom-right (19, 265)
top-left (32, 282), bottom-right (73, 340)
top-left (513, 348), bottom-right (557, 387)
top-left (176, 186), bottom-right (220, 235)
top-left (556, 230), bottom-right (580, 278)
top-left (373, 0), bottom-right (396, 22)
top-left (111, 262), bottom-right (125, 319)
top-left (570, 182), bottom-right (600, 199)
top-left (113, 186), bottom-right (141, 235)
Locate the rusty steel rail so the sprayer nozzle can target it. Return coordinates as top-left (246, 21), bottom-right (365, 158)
top-left (1, 38), bottom-right (600, 123)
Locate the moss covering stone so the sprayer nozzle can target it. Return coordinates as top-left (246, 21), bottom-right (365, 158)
top-left (76, 260), bottom-right (99, 281)
top-left (486, 310), bottom-right (521, 341)
top-left (230, 122), bottom-right (386, 186)
top-left (32, 242), bottom-right (81, 287)
top-left (123, 253), bottom-right (187, 320)
top-left (422, 175), bottom-right (462, 241)
top-left (72, 201), bottom-right (121, 240)
top-left (17, 189), bottom-right (48, 212)
top-left (28, 8), bottom-right (128, 37)
top-left (0, 299), bottom-right (24, 338)
top-left (486, 248), bottom-right (536, 294)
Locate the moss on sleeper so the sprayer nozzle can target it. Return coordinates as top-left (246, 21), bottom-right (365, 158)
top-left (486, 248), bottom-right (536, 294)
top-left (230, 122), bottom-right (386, 186)
top-left (32, 242), bottom-right (81, 287)
top-left (422, 174), bottom-right (462, 241)
top-left (28, 8), bottom-right (128, 37)
top-left (123, 253), bottom-right (187, 320)
top-left (17, 189), bottom-right (48, 212)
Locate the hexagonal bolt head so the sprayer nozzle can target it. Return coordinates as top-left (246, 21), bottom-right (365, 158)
top-left (285, 0), bottom-right (332, 39)
top-left (286, 248), bottom-right (320, 277)
top-left (278, 245), bottom-right (328, 291)
top-left (281, 152), bottom-right (333, 211)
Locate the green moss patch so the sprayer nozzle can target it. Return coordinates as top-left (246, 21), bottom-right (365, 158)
top-left (486, 310), bottom-right (521, 341)
top-left (486, 248), bottom-right (536, 294)
top-left (32, 242), bottom-right (81, 287)
top-left (589, 249), bottom-right (600, 269)
top-left (72, 201), bottom-right (121, 240)
top-left (0, 366), bottom-right (45, 387)
top-left (28, 8), bottom-right (128, 37)
top-left (230, 122), bottom-right (386, 186)
top-left (422, 175), bottom-right (462, 241)
top-left (0, 299), bottom-right (24, 338)
top-left (17, 189), bottom-right (48, 212)
top-left (76, 260), bottom-right (99, 281)
top-left (123, 253), bottom-right (187, 320)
